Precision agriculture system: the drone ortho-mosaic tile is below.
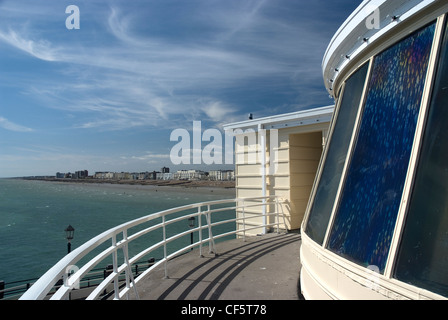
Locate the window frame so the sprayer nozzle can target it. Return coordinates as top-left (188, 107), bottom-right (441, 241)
top-left (303, 60), bottom-right (371, 245)
top-left (389, 14), bottom-right (448, 290)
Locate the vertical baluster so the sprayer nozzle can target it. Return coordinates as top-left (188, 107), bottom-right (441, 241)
top-left (198, 206), bottom-right (203, 257)
top-left (123, 230), bottom-right (130, 297)
top-left (163, 215), bottom-right (168, 278)
top-left (242, 199), bottom-right (246, 242)
top-left (62, 271), bottom-right (69, 300)
top-left (206, 205), bottom-right (216, 255)
top-left (275, 197), bottom-right (280, 234)
top-left (112, 235), bottom-right (119, 300)
top-left (280, 198), bottom-right (287, 231)
top-left (122, 229), bottom-right (140, 300)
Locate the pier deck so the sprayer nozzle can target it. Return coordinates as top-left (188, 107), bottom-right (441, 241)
top-left (128, 232), bottom-right (301, 300)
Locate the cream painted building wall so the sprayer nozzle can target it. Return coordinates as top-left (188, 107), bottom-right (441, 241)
top-left (224, 106), bottom-right (333, 235)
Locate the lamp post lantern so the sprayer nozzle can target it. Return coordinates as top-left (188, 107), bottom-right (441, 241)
top-left (65, 225), bottom-right (75, 254)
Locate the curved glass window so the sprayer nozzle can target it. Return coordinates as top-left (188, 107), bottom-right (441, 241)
top-left (394, 20), bottom-right (448, 298)
top-left (304, 63), bottom-right (369, 244)
top-left (327, 22), bottom-right (436, 273)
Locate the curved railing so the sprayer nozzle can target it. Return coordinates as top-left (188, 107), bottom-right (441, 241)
top-left (19, 196), bottom-right (286, 300)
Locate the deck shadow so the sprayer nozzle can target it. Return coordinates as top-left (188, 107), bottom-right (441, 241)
top-left (140, 233), bottom-right (301, 300)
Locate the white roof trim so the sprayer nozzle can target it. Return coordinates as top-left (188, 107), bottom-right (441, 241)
top-left (323, 0), bottom-right (445, 95)
top-left (222, 105), bottom-right (334, 131)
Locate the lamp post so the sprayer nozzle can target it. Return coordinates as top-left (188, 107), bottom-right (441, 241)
top-left (188, 217), bottom-right (195, 250)
top-left (65, 225), bottom-right (75, 254)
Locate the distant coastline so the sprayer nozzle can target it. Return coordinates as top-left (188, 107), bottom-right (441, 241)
top-left (16, 176), bottom-right (236, 190)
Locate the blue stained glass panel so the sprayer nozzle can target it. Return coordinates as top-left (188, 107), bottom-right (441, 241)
top-left (327, 22), bottom-right (436, 273)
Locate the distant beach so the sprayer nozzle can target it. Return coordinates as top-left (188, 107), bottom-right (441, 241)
top-left (18, 177), bottom-right (236, 195)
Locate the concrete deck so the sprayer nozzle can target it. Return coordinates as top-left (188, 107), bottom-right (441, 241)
top-left (129, 232), bottom-right (302, 300)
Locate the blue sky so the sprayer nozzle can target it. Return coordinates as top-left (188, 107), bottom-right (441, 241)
top-left (0, 0), bottom-right (360, 177)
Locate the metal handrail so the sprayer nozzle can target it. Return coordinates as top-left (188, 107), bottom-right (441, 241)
top-left (1, 260), bottom-right (156, 300)
top-left (19, 196), bottom-right (286, 300)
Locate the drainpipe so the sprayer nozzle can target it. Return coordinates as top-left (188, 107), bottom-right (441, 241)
top-left (258, 124), bottom-right (267, 234)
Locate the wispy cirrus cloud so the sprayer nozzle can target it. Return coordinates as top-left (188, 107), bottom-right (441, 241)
top-left (0, 28), bottom-right (60, 62)
top-left (0, 116), bottom-right (33, 132)
top-left (0, 1), bottom-right (338, 132)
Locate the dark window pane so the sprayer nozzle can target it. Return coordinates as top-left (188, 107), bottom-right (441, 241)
top-left (394, 21), bottom-right (448, 297)
top-left (305, 63), bottom-right (369, 244)
top-left (327, 22), bottom-right (436, 273)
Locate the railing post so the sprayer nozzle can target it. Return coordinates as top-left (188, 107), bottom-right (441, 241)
top-left (275, 197), bottom-right (279, 234)
top-left (206, 204), bottom-right (216, 255)
top-left (122, 230), bottom-right (139, 300)
top-left (123, 231), bottom-right (130, 298)
top-left (163, 215), bottom-right (168, 279)
top-left (279, 198), bottom-right (287, 231)
top-left (262, 196), bottom-right (267, 234)
top-left (242, 199), bottom-right (246, 242)
top-left (198, 206), bottom-right (203, 257)
top-left (62, 270), bottom-right (68, 300)
top-left (112, 235), bottom-right (119, 300)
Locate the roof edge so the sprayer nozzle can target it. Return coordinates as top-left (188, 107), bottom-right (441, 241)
top-left (222, 105), bottom-right (334, 131)
top-left (322, 0), bottom-right (444, 96)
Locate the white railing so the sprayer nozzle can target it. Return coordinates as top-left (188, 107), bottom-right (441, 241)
top-left (19, 196), bottom-right (286, 300)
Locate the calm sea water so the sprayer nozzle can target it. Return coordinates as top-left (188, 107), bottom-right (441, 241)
top-left (0, 179), bottom-right (234, 284)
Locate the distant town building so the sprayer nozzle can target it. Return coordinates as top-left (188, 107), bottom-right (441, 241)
top-left (208, 170), bottom-right (235, 181)
top-left (162, 172), bottom-right (173, 180)
top-left (174, 169), bottom-right (206, 180)
top-left (138, 172), bottom-right (148, 180)
top-left (64, 167), bottom-right (232, 182)
top-left (161, 167), bottom-right (170, 173)
top-left (56, 170), bottom-right (88, 179)
top-left (94, 172), bottom-right (115, 179)
top-left (56, 172), bottom-right (65, 179)
top-left (113, 172), bottom-right (133, 180)
top-left (73, 170), bottom-right (88, 179)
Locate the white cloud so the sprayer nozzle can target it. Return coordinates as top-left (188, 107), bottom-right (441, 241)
top-left (201, 100), bottom-right (237, 122)
top-left (129, 152), bottom-right (171, 161)
top-left (0, 29), bottom-right (59, 62)
top-left (0, 116), bottom-right (33, 132)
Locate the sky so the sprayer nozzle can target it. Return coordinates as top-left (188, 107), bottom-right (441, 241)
top-left (0, 0), bottom-right (361, 177)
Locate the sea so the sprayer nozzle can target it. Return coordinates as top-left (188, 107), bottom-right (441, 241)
top-left (0, 178), bottom-right (235, 285)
